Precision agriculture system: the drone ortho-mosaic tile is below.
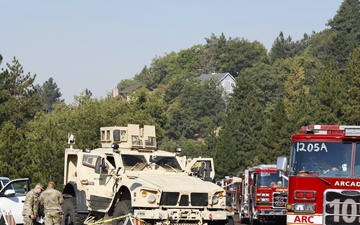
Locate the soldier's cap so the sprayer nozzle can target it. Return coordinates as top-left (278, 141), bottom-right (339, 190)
top-left (35, 183), bottom-right (44, 190)
top-left (48, 181), bottom-right (56, 187)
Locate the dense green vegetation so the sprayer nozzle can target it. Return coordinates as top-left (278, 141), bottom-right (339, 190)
top-left (1, 0), bottom-right (360, 186)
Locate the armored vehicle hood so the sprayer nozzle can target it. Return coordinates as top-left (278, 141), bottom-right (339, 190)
top-left (131, 174), bottom-right (222, 192)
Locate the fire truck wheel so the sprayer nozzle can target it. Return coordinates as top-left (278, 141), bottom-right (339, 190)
top-left (249, 209), bottom-right (259, 225)
top-left (112, 200), bottom-right (133, 225)
top-left (249, 217), bottom-right (259, 225)
top-left (61, 197), bottom-right (87, 225)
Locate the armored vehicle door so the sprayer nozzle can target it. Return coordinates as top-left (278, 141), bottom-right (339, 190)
top-left (185, 158), bottom-right (215, 181)
top-left (80, 153), bottom-right (116, 211)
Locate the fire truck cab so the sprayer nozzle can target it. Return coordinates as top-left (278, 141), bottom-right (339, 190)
top-left (237, 164), bottom-right (288, 225)
top-left (277, 125), bottom-right (360, 225)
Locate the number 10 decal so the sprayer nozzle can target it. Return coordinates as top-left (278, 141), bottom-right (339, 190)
top-left (328, 198), bottom-right (358, 223)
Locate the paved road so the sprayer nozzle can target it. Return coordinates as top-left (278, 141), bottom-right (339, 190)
top-left (233, 214), bottom-right (245, 225)
top-left (233, 214), bottom-right (286, 225)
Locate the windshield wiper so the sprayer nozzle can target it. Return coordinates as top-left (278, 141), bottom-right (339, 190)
top-left (315, 175), bottom-right (331, 186)
top-left (164, 164), bottom-right (178, 173)
top-left (299, 170), bottom-right (331, 186)
top-left (130, 162), bottom-right (139, 171)
top-left (131, 162), bottom-right (148, 171)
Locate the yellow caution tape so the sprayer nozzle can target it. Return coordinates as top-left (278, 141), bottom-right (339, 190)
top-left (88, 213), bottom-right (147, 225)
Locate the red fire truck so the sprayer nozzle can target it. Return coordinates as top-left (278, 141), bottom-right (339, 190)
top-left (277, 125), bottom-right (360, 225)
top-left (237, 164), bottom-right (288, 225)
top-left (217, 176), bottom-right (239, 225)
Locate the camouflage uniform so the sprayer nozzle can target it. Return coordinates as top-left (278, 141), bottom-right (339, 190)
top-left (39, 188), bottom-right (64, 225)
top-left (22, 189), bottom-right (40, 225)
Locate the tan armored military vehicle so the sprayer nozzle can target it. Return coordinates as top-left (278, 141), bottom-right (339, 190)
top-left (62, 124), bottom-right (232, 225)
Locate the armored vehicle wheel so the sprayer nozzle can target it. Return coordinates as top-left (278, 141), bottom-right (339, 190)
top-left (62, 197), bottom-right (87, 225)
top-left (112, 200), bottom-right (133, 225)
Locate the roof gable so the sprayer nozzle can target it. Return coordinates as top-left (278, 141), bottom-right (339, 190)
top-left (120, 84), bottom-right (143, 94)
top-left (199, 73), bottom-right (235, 84)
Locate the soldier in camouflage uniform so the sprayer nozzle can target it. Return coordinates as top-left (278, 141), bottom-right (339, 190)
top-left (22, 183), bottom-right (43, 225)
top-left (39, 181), bottom-right (64, 225)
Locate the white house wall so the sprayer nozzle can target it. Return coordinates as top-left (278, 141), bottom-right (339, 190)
top-left (221, 76), bottom-right (235, 94)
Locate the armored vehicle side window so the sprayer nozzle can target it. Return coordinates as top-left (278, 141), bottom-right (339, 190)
top-left (83, 155), bottom-right (99, 168)
top-left (122, 155), bottom-right (147, 170)
top-left (107, 156), bottom-right (116, 168)
top-left (131, 135), bottom-right (143, 146)
top-left (145, 137), bottom-right (156, 147)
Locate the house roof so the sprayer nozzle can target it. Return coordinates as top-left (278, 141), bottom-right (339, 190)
top-left (198, 73), bottom-right (235, 84)
top-left (120, 84), bottom-right (143, 94)
top-left (119, 84), bottom-right (153, 95)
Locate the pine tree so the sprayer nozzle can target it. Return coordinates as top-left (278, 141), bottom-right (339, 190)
top-left (326, 0), bottom-right (360, 70)
top-left (283, 59), bottom-right (307, 122)
top-left (0, 57), bottom-right (41, 128)
top-left (259, 99), bottom-right (291, 163)
top-left (270, 32), bottom-right (286, 64)
top-left (214, 73), bottom-right (266, 178)
top-left (312, 57), bottom-right (344, 124)
top-left (341, 47), bottom-right (360, 124)
top-left (39, 77), bottom-right (63, 112)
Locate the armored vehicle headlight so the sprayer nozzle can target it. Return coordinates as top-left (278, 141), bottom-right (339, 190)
top-left (212, 195), bottom-right (219, 204)
top-left (147, 194), bottom-right (156, 203)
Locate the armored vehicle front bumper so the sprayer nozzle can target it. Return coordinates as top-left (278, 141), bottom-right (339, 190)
top-left (134, 208), bottom-right (228, 221)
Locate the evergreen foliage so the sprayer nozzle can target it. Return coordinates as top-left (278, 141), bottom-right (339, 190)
top-left (341, 47), bottom-right (360, 124)
top-left (165, 78), bottom-right (225, 140)
top-left (270, 32), bottom-right (310, 64)
top-left (38, 77), bottom-right (63, 112)
top-left (259, 99), bottom-right (291, 163)
top-left (0, 57), bottom-right (41, 128)
top-left (213, 73), bottom-right (266, 179)
top-left (326, 0), bottom-right (360, 70)
top-left (218, 38), bottom-right (268, 77)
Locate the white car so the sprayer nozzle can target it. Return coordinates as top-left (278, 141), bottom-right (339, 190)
top-left (0, 177), bottom-right (11, 190)
top-left (0, 178), bottom-right (30, 224)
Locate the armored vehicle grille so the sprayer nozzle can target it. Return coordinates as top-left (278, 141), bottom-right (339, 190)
top-left (160, 192), bottom-right (179, 206)
top-left (160, 192), bottom-right (208, 206)
top-left (191, 193), bottom-right (208, 206)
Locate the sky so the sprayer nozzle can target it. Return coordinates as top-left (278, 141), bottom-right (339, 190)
top-left (0, 0), bottom-right (343, 104)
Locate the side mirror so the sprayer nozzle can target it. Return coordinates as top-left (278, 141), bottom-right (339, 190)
top-left (4, 189), bottom-right (15, 196)
top-left (276, 156), bottom-right (288, 173)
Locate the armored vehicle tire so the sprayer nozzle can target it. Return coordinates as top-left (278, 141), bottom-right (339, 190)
top-left (112, 200), bottom-right (133, 225)
top-left (62, 197), bottom-right (87, 225)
